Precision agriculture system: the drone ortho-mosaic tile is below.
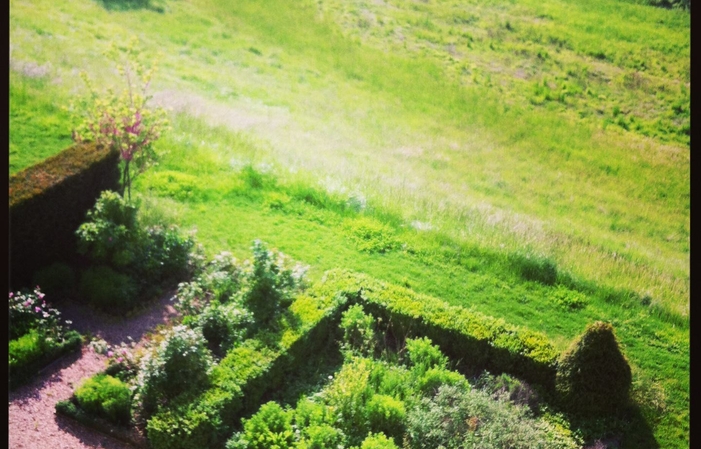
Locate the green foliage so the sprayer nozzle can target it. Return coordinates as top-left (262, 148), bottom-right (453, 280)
top-left (344, 217), bottom-right (400, 254)
top-left (228, 402), bottom-right (295, 449)
top-left (193, 301), bottom-right (253, 356)
top-left (405, 337), bottom-right (448, 376)
top-left (340, 304), bottom-right (378, 356)
top-left (8, 288), bottom-right (81, 389)
top-left (406, 385), bottom-right (579, 449)
top-left (77, 190), bottom-right (196, 309)
top-left (75, 373), bottom-right (132, 425)
top-left (136, 325), bottom-right (214, 418)
top-left (240, 240), bottom-right (308, 327)
top-left (555, 321), bottom-right (632, 416)
top-left (9, 329), bottom-right (46, 372)
top-left (549, 285), bottom-right (588, 310)
top-left (79, 265), bottom-right (139, 312)
top-left (359, 432), bottom-right (399, 449)
top-left (365, 395), bottom-right (405, 442)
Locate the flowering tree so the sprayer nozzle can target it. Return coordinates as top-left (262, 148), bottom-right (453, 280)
top-left (71, 37), bottom-right (169, 201)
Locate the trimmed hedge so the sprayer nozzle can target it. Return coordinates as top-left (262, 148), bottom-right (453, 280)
top-left (9, 330), bottom-right (82, 390)
top-left (9, 142), bottom-right (120, 290)
top-left (316, 269), bottom-right (559, 390)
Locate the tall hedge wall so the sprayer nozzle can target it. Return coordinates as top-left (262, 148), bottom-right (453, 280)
top-left (9, 142), bottom-right (120, 290)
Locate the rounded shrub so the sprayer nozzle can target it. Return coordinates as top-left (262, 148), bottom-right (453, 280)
top-left (79, 265), bottom-right (138, 313)
top-left (359, 432), bottom-right (399, 449)
top-left (555, 321), bottom-right (632, 416)
top-left (365, 394), bottom-right (406, 443)
top-left (340, 304), bottom-right (377, 356)
top-left (136, 325), bottom-right (213, 418)
top-left (75, 373), bottom-right (132, 425)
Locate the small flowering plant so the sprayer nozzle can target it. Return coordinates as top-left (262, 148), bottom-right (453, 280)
top-left (70, 36), bottom-right (169, 201)
top-left (89, 337), bottom-right (141, 380)
top-left (9, 287), bottom-right (72, 342)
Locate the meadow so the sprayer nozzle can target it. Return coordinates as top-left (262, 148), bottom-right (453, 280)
top-left (10, 0), bottom-right (689, 447)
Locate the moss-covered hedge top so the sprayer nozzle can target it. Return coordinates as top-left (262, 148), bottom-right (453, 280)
top-left (9, 142), bottom-right (117, 208)
top-left (313, 269), bottom-right (559, 367)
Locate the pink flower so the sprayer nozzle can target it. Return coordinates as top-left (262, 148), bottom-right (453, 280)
top-left (23, 300), bottom-right (31, 307)
top-left (35, 307), bottom-right (41, 313)
top-left (38, 293), bottom-right (45, 299)
top-left (107, 351), bottom-right (114, 357)
top-left (9, 292), bottom-right (13, 298)
top-left (117, 357), bottom-right (124, 363)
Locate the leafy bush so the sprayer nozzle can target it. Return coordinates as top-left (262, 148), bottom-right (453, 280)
top-left (555, 321), bottom-right (632, 416)
top-left (365, 394), bottom-right (406, 443)
top-left (406, 385), bottom-right (579, 449)
top-left (405, 337), bottom-right (448, 376)
top-left (343, 217), bottom-right (400, 253)
top-left (240, 240), bottom-right (308, 327)
top-left (76, 190), bottom-right (140, 268)
top-left (135, 325), bottom-right (213, 418)
top-left (9, 287), bottom-right (71, 341)
top-left (75, 373), bottom-right (132, 425)
top-left (194, 301), bottom-right (253, 355)
top-left (549, 285), bottom-right (588, 310)
top-left (9, 329), bottom-right (46, 371)
top-left (77, 190), bottom-right (196, 310)
top-left (359, 432), bottom-right (399, 449)
top-left (31, 263), bottom-right (76, 297)
top-left (340, 304), bottom-right (378, 356)
top-left (227, 402), bottom-right (295, 449)
top-left (79, 265), bottom-right (138, 312)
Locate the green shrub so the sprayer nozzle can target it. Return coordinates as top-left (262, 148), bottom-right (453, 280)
top-left (340, 304), bottom-right (378, 356)
top-left (9, 328), bottom-right (46, 371)
top-left (75, 373), bottom-right (132, 425)
top-left (76, 190), bottom-right (140, 268)
top-left (136, 325), bottom-right (213, 418)
top-left (227, 401), bottom-right (295, 449)
top-left (406, 385), bottom-right (579, 449)
top-left (343, 217), bottom-right (400, 253)
top-left (241, 240), bottom-right (308, 327)
top-left (549, 285), bottom-right (588, 310)
top-left (32, 262), bottom-right (76, 297)
top-left (555, 321), bottom-right (632, 416)
top-left (415, 367), bottom-right (468, 397)
top-left (405, 337), bottom-right (448, 376)
top-left (79, 265), bottom-right (138, 313)
top-left (365, 394), bottom-right (406, 443)
top-left (296, 424), bottom-right (346, 449)
top-left (194, 301), bottom-right (253, 355)
top-left (359, 432), bottom-right (399, 449)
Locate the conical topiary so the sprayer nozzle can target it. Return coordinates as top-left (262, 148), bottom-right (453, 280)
top-left (555, 321), bottom-right (632, 416)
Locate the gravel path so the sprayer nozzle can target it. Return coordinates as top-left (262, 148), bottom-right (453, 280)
top-left (9, 292), bottom-right (180, 449)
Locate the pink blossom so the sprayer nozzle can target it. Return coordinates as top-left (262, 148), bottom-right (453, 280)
top-left (38, 293), bottom-right (45, 299)
top-left (107, 351), bottom-right (114, 357)
top-left (35, 307), bottom-right (41, 313)
top-left (23, 300), bottom-right (31, 307)
top-left (9, 292), bottom-right (13, 298)
top-left (117, 357), bottom-right (124, 363)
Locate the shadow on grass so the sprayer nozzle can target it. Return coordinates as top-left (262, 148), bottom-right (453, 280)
top-left (569, 402), bottom-right (660, 449)
top-left (96, 0), bottom-right (165, 13)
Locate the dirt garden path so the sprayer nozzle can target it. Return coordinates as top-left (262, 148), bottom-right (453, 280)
top-left (8, 292), bottom-right (180, 449)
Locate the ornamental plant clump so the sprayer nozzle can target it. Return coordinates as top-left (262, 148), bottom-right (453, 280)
top-left (9, 287), bottom-right (72, 342)
top-left (70, 36), bottom-right (169, 201)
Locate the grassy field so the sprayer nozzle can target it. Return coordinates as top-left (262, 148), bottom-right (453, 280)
top-left (9, 0), bottom-right (689, 446)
